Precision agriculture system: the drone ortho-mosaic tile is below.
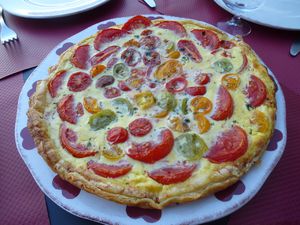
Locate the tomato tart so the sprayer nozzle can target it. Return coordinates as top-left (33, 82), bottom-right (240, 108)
top-left (27, 15), bottom-right (276, 209)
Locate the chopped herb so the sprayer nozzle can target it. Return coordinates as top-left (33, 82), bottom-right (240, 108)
top-left (134, 35), bottom-right (140, 39)
top-left (246, 103), bottom-right (253, 111)
top-left (233, 120), bottom-right (237, 123)
top-left (249, 129), bottom-right (253, 135)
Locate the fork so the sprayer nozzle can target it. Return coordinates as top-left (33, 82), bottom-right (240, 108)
top-left (0, 6), bottom-right (18, 44)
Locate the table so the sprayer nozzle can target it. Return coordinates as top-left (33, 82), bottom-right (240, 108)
top-left (1, 1), bottom-right (300, 224)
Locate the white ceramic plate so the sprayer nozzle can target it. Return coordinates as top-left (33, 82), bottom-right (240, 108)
top-left (0, 0), bottom-right (110, 19)
top-left (15, 15), bottom-right (287, 225)
top-left (214, 0), bottom-right (300, 30)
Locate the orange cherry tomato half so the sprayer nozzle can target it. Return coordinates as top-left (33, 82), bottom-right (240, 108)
top-left (148, 162), bottom-right (196, 185)
top-left (250, 110), bottom-right (269, 133)
top-left (87, 160), bottom-right (132, 178)
top-left (83, 97), bottom-right (101, 114)
top-left (190, 97), bottom-right (212, 114)
top-left (127, 129), bottom-right (174, 164)
top-left (60, 124), bottom-right (97, 158)
top-left (106, 127), bottom-right (128, 144)
top-left (48, 70), bottom-right (67, 98)
top-left (194, 113), bottom-right (211, 134)
top-left (221, 73), bottom-right (241, 90)
top-left (165, 76), bottom-right (187, 93)
top-left (246, 75), bottom-right (267, 108)
top-left (205, 126), bottom-right (248, 163)
top-left (211, 86), bottom-right (233, 121)
top-left (90, 64), bottom-right (106, 78)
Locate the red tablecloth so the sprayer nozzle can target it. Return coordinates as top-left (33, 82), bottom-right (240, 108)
top-left (1, 0), bottom-right (300, 224)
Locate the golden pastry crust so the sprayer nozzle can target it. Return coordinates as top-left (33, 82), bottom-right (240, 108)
top-left (27, 17), bottom-right (276, 209)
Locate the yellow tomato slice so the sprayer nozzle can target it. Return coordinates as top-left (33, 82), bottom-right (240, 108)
top-left (83, 97), bottom-right (101, 114)
top-left (221, 73), bottom-right (240, 90)
top-left (250, 110), bottom-right (269, 133)
top-left (190, 97), bottom-right (212, 114)
top-left (90, 64), bottom-right (106, 78)
top-left (102, 145), bottom-right (124, 160)
top-left (154, 110), bottom-right (169, 118)
top-left (169, 117), bottom-right (190, 133)
top-left (134, 91), bottom-right (155, 110)
top-left (154, 60), bottom-right (183, 80)
top-left (123, 39), bottom-right (141, 48)
top-left (168, 51), bottom-right (180, 59)
top-left (194, 113), bottom-right (210, 134)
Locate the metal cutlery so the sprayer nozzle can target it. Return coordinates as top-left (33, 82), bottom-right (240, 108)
top-left (0, 6), bottom-right (18, 44)
top-left (290, 39), bottom-right (300, 57)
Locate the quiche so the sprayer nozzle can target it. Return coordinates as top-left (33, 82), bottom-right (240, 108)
top-left (27, 15), bottom-right (276, 209)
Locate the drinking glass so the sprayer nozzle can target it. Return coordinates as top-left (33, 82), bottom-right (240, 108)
top-left (217, 0), bottom-right (265, 36)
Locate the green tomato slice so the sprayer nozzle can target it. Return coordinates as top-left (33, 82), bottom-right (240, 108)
top-left (213, 59), bottom-right (233, 73)
top-left (113, 63), bottom-right (129, 80)
top-left (174, 133), bottom-right (208, 160)
top-left (112, 98), bottom-right (134, 115)
top-left (88, 109), bottom-right (116, 131)
top-left (181, 98), bottom-right (188, 115)
top-left (157, 92), bottom-right (177, 111)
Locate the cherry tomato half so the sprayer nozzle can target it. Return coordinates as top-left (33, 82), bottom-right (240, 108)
top-left (191, 29), bottom-right (220, 50)
top-left (129, 118), bottom-right (152, 137)
top-left (185, 86), bottom-right (206, 96)
top-left (106, 127), bottom-right (129, 144)
top-left (165, 76), bottom-right (187, 93)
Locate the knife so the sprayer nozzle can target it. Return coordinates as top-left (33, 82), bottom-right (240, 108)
top-left (143, 0), bottom-right (156, 8)
top-left (290, 39), bottom-right (300, 57)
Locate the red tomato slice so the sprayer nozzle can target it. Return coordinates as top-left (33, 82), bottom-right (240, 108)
top-left (67, 72), bottom-right (92, 92)
top-left (140, 29), bottom-right (153, 36)
top-left (246, 75), bottom-right (267, 107)
top-left (76, 102), bottom-right (84, 117)
top-left (166, 76), bottom-right (187, 93)
top-left (71, 45), bottom-right (90, 69)
top-left (60, 124), bottom-right (97, 158)
top-left (192, 29), bottom-right (220, 50)
top-left (127, 129), bottom-right (174, 164)
top-left (143, 51), bottom-right (161, 66)
top-left (155, 21), bottom-right (187, 37)
top-left (87, 160), bottom-right (132, 178)
top-left (177, 40), bottom-right (202, 62)
top-left (57, 94), bottom-right (77, 124)
top-left (106, 127), bottom-right (128, 144)
top-left (148, 163), bottom-right (196, 185)
top-left (94, 28), bottom-right (125, 51)
top-left (140, 36), bottom-right (161, 50)
top-left (237, 53), bottom-right (248, 74)
top-left (211, 86), bottom-right (234, 121)
top-left (104, 87), bottom-right (121, 99)
top-left (185, 86), bottom-right (206, 96)
top-left (121, 48), bottom-right (142, 67)
top-left (205, 126), bottom-right (248, 163)
top-left (90, 46), bottom-right (121, 66)
top-left (195, 73), bottom-right (211, 85)
top-left (129, 118), bottom-right (152, 137)
top-left (131, 68), bottom-right (147, 77)
top-left (122, 15), bottom-right (152, 32)
top-left (48, 70), bottom-right (67, 98)
top-left (219, 40), bottom-right (235, 49)
top-left (118, 81), bottom-right (131, 91)
top-left (107, 57), bottom-right (118, 68)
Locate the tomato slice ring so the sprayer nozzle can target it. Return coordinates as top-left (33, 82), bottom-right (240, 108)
top-left (127, 129), bottom-right (174, 164)
top-left (191, 29), bottom-right (220, 50)
top-left (87, 160), bottom-right (132, 178)
top-left (221, 73), bottom-right (241, 90)
top-left (148, 162), bottom-right (196, 185)
top-left (71, 45), bottom-right (90, 69)
top-left (94, 28), bottom-right (125, 51)
top-left (194, 113), bottom-right (211, 134)
top-left (60, 124), bottom-right (97, 158)
top-left (177, 40), bottom-right (202, 62)
top-left (122, 15), bottom-right (152, 32)
top-left (165, 76), bottom-right (187, 93)
top-left (67, 72), bottom-right (92, 92)
top-left (246, 75), bottom-right (267, 107)
top-left (190, 97), bottom-right (212, 114)
top-left (211, 86), bottom-right (233, 121)
top-left (48, 70), bottom-right (67, 98)
top-left (204, 126), bottom-right (248, 163)
top-left (155, 21), bottom-right (187, 37)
